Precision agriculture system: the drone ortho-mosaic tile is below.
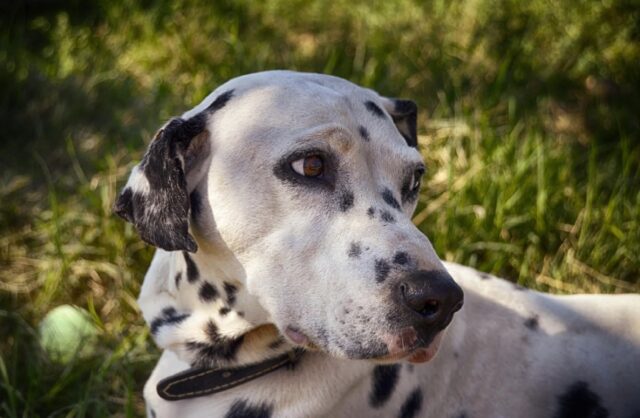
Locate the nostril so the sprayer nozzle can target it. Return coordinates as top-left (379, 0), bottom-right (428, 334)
top-left (418, 299), bottom-right (440, 318)
top-left (452, 300), bottom-right (464, 313)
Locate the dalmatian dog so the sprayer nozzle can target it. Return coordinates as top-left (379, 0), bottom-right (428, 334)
top-left (114, 71), bottom-right (640, 418)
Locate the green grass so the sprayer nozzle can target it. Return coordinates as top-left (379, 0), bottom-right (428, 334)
top-left (1, 0), bottom-right (639, 416)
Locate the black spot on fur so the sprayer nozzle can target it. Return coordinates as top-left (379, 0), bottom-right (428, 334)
top-left (524, 315), bottom-right (539, 330)
top-left (367, 207), bottom-right (376, 218)
top-left (380, 210), bottom-right (396, 223)
top-left (224, 399), bottom-right (273, 418)
top-left (175, 271), bottom-right (182, 288)
top-left (554, 381), bottom-right (609, 418)
top-left (223, 282), bottom-right (238, 306)
top-left (365, 100), bottom-right (386, 118)
top-left (339, 190), bottom-right (355, 212)
top-left (398, 388), bottom-right (423, 418)
top-left (348, 242), bottom-right (362, 258)
top-left (206, 89), bottom-right (234, 112)
top-left (190, 190), bottom-right (202, 219)
top-left (149, 408), bottom-right (157, 418)
top-left (199, 281), bottom-right (219, 302)
top-left (187, 321), bottom-right (245, 366)
top-left (150, 307), bottom-right (190, 335)
top-left (370, 364), bottom-right (400, 408)
top-left (382, 188), bottom-right (401, 210)
top-left (393, 251), bottom-right (409, 265)
top-left (375, 259), bottom-right (391, 283)
top-left (359, 125), bottom-right (371, 141)
top-left (183, 252), bottom-right (199, 283)
top-left (219, 307), bottom-right (231, 316)
top-left (478, 272), bottom-right (491, 280)
top-left (205, 320), bottom-right (219, 341)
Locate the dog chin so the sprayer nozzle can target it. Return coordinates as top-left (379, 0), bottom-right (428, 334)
top-left (374, 330), bottom-right (445, 364)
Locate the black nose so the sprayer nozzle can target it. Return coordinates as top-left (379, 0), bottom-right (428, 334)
top-left (397, 270), bottom-right (464, 327)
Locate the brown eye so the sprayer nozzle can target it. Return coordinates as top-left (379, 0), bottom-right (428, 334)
top-left (292, 155), bottom-right (324, 177)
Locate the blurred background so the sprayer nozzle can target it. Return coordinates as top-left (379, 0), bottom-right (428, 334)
top-left (1, 0), bottom-right (639, 416)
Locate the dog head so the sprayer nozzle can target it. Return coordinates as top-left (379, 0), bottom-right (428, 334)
top-left (115, 71), bottom-right (463, 363)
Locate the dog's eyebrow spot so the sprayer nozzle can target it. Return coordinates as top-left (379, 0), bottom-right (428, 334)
top-left (206, 89), bottom-right (234, 112)
top-left (374, 259), bottom-right (391, 283)
top-left (358, 125), bottom-right (371, 142)
top-left (348, 242), bottom-right (362, 258)
top-left (183, 252), bottom-right (199, 283)
top-left (393, 251), bottom-right (410, 265)
top-left (199, 281), bottom-right (219, 302)
top-left (367, 207), bottom-right (376, 218)
top-left (370, 364), bottom-right (400, 408)
top-left (381, 188), bottom-right (401, 211)
top-left (524, 315), bottom-right (539, 331)
top-left (150, 307), bottom-right (190, 335)
top-left (364, 100), bottom-right (386, 119)
top-left (223, 282), bottom-right (239, 306)
top-left (339, 190), bottom-right (355, 212)
top-left (399, 387), bottom-right (423, 418)
top-left (224, 399), bottom-right (274, 418)
top-left (174, 271), bottom-right (182, 288)
top-left (380, 210), bottom-right (396, 223)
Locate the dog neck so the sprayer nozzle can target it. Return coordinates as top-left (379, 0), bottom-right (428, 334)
top-left (137, 244), bottom-right (296, 371)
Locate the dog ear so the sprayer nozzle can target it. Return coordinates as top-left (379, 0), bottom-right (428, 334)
top-left (114, 90), bottom-right (234, 252)
top-left (113, 114), bottom-right (211, 252)
top-left (382, 98), bottom-right (418, 148)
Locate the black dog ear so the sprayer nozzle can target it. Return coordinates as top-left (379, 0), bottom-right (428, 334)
top-left (382, 98), bottom-right (418, 148)
top-left (113, 117), bottom-right (207, 252)
top-left (113, 89), bottom-right (234, 252)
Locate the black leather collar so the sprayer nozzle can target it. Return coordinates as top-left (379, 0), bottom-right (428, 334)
top-left (157, 349), bottom-right (304, 401)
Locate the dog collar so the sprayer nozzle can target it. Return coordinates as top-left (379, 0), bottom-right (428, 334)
top-left (157, 349), bottom-right (304, 401)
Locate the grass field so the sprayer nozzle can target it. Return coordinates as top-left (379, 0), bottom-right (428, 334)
top-left (1, 0), bottom-right (639, 416)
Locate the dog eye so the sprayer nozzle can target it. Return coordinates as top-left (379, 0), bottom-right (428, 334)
top-left (291, 155), bottom-right (324, 177)
top-left (411, 168), bottom-right (424, 191)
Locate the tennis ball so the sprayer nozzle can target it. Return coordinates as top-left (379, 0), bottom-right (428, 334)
top-left (39, 305), bottom-right (99, 363)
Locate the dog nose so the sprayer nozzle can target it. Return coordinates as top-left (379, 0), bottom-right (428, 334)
top-left (397, 270), bottom-right (464, 327)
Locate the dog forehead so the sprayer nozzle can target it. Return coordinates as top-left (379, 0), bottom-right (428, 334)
top-left (185, 71), bottom-right (373, 119)
top-left (186, 71), bottom-right (420, 164)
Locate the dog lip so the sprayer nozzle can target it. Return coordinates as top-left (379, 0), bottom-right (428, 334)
top-left (285, 326), bottom-right (310, 345)
top-left (376, 330), bottom-right (444, 363)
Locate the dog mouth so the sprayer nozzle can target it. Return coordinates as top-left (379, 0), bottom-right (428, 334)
top-left (284, 325), bottom-right (444, 364)
top-left (375, 328), bottom-right (445, 364)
